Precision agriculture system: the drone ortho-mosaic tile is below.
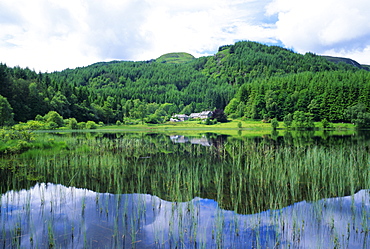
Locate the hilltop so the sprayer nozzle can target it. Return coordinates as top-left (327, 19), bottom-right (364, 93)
top-left (321, 55), bottom-right (369, 71)
top-left (156, 52), bottom-right (195, 64)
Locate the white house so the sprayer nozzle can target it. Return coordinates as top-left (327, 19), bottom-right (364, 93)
top-left (190, 111), bottom-right (212, 120)
top-left (172, 114), bottom-right (189, 121)
top-left (171, 111), bottom-right (212, 122)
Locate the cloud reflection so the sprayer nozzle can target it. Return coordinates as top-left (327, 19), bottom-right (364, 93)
top-left (1, 183), bottom-right (369, 248)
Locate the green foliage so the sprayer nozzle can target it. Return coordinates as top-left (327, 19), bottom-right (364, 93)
top-left (1, 41), bottom-right (368, 127)
top-left (230, 70), bottom-right (370, 123)
top-left (0, 128), bottom-right (34, 142)
top-left (205, 117), bottom-right (212, 125)
top-left (211, 109), bottom-right (228, 123)
top-left (145, 114), bottom-right (161, 124)
top-left (45, 121), bottom-right (58, 130)
top-left (181, 104), bottom-right (193, 115)
top-left (292, 111), bottom-right (314, 129)
top-left (66, 118), bottom-right (78, 129)
top-left (321, 118), bottom-right (330, 129)
top-left (271, 118), bottom-right (279, 130)
top-left (44, 111), bottom-right (64, 128)
top-left (344, 103), bottom-right (370, 128)
top-left (78, 122), bottom-right (86, 129)
top-left (25, 120), bottom-right (45, 130)
top-left (0, 95), bottom-right (14, 126)
top-left (86, 121), bottom-right (98, 129)
top-left (0, 128), bottom-right (35, 155)
top-left (224, 98), bottom-right (239, 114)
top-left (283, 113), bottom-right (293, 128)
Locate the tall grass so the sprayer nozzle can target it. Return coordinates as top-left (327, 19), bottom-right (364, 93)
top-left (1, 132), bottom-right (369, 214)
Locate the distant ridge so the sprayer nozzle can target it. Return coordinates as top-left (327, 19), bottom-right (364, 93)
top-left (321, 55), bottom-right (369, 71)
top-left (156, 52), bottom-right (195, 64)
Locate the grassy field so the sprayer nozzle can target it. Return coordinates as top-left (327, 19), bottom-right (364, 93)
top-left (94, 119), bottom-right (356, 137)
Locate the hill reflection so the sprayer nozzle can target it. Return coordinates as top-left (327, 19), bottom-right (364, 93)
top-left (1, 183), bottom-right (369, 248)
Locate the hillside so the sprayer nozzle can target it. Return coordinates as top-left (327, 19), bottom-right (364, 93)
top-left (321, 55), bottom-right (369, 71)
top-left (1, 40), bottom-right (369, 125)
top-left (156, 52), bottom-right (195, 64)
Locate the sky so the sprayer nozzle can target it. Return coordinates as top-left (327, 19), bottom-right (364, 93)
top-left (1, 0), bottom-right (370, 72)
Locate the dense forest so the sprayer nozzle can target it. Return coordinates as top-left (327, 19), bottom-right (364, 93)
top-left (0, 41), bottom-right (369, 127)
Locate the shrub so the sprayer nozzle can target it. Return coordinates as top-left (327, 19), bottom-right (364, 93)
top-left (321, 118), bottom-right (330, 129)
top-left (44, 111), bottom-right (64, 128)
top-left (271, 118), bottom-right (279, 130)
top-left (205, 118), bottom-right (212, 125)
top-left (66, 118), bottom-right (78, 129)
top-left (26, 120), bottom-right (45, 130)
top-left (78, 122), bottom-right (86, 129)
top-left (86, 121), bottom-right (98, 129)
top-left (45, 121), bottom-right (58, 130)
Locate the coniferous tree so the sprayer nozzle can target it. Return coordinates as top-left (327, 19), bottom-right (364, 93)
top-left (0, 95), bottom-right (14, 126)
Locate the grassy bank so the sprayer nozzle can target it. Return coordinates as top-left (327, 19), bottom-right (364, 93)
top-left (95, 119), bottom-right (356, 136)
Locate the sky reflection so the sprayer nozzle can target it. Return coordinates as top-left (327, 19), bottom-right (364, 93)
top-left (1, 183), bottom-right (369, 248)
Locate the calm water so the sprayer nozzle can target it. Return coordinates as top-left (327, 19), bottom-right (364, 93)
top-left (1, 183), bottom-right (369, 248)
top-left (1, 131), bottom-right (370, 248)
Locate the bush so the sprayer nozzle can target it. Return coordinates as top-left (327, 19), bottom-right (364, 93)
top-left (66, 118), bottom-right (78, 129)
top-left (321, 118), bottom-right (330, 129)
top-left (45, 121), bottom-right (58, 130)
top-left (35, 114), bottom-right (44, 122)
top-left (78, 122), bottom-right (86, 129)
top-left (86, 121), bottom-right (98, 129)
top-left (283, 113), bottom-right (293, 128)
top-left (44, 111), bottom-right (64, 128)
top-left (205, 118), bottom-right (212, 125)
top-left (145, 114), bottom-right (161, 124)
top-left (271, 118), bottom-right (279, 130)
top-left (211, 109), bottom-right (228, 123)
top-left (25, 120), bottom-right (45, 130)
top-left (228, 113), bottom-right (238, 119)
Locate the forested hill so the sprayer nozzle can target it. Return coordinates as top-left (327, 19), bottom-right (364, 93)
top-left (0, 40), bottom-right (369, 125)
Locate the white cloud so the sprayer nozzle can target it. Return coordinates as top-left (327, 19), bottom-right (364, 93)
top-left (0, 0), bottom-right (276, 71)
top-left (0, 0), bottom-right (100, 71)
top-left (1, 0), bottom-right (370, 72)
top-left (267, 0), bottom-right (370, 64)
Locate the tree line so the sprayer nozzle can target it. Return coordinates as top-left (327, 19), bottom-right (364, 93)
top-left (225, 70), bottom-right (370, 127)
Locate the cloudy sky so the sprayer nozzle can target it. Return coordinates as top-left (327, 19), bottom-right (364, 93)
top-left (1, 0), bottom-right (370, 72)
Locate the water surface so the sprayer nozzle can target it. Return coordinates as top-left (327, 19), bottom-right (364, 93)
top-left (1, 183), bottom-right (369, 248)
top-left (1, 131), bottom-right (370, 248)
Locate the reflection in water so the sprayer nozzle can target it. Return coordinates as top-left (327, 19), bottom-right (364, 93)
top-left (170, 135), bottom-right (213, 146)
top-left (1, 183), bottom-right (369, 248)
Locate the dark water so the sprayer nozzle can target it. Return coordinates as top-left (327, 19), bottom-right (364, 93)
top-left (1, 183), bottom-right (369, 248)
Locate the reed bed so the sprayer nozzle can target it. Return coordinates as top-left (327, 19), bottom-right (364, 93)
top-left (2, 133), bottom-right (370, 211)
